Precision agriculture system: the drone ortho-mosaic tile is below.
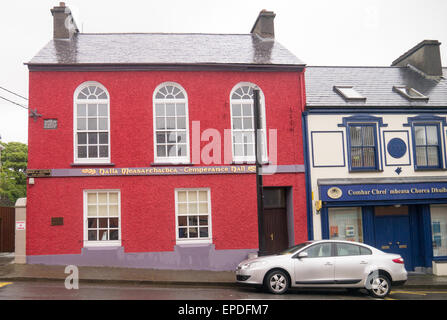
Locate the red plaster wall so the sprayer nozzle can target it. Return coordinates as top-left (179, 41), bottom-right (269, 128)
top-left (27, 70), bottom-right (307, 255)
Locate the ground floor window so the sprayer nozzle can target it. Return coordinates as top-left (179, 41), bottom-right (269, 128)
top-left (175, 188), bottom-right (212, 244)
top-left (84, 190), bottom-right (121, 246)
top-left (328, 207), bottom-right (363, 242)
top-left (431, 205), bottom-right (447, 257)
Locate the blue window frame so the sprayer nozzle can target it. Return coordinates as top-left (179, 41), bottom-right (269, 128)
top-left (413, 123), bottom-right (442, 169)
top-left (347, 123), bottom-right (379, 171)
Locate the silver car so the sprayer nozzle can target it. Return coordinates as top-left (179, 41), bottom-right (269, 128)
top-left (236, 240), bottom-right (407, 298)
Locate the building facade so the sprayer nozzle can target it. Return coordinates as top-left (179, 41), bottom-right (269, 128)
top-left (25, 5), bottom-right (308, 270)
top-left (303, 40), bottom-right (447, 273)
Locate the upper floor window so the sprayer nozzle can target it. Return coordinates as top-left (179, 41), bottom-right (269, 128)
top-left (74, 82), bottom-right (110, 164)
top-left (230, 83), bottom-right (267, 163)
top-left (348, 123), bottom-right (378, 170)
top-left (414, 123), bottom-right (442, 169)
top-left (153, 82), bottom-right (189, 164)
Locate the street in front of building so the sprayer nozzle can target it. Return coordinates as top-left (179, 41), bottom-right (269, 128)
top-left (1, 280), bottom-right (447, 301)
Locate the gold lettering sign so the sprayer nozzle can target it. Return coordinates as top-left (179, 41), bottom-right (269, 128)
top-left (81, 169), bottom-right (97, 175)
top-left (42, 164), bottom-right (291, 178)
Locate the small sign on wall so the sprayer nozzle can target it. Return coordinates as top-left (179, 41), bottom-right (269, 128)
top-left (16, 221), bottom-right (26, 230)
top-left (51, 217), bottom-right (64, 226)
top-left (44, 119), bottom-right (58, 129)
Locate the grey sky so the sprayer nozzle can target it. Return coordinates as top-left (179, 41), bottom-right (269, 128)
top-left (1, 0), bottom-right (446, 144)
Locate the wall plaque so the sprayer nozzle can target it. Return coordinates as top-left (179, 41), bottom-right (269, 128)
top-left (51, 217), bottom-right (64, 226)
top-left (44, 119), bottom-right (58, 129)
top-left (27, 169), bottom-right (51, 177)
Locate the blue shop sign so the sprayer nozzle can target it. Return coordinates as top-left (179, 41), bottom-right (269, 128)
top-left (320, 182), bottom-right (447, 202)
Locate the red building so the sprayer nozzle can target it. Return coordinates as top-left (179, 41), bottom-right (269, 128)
top-left (25, 4), bottom-right (307, 270)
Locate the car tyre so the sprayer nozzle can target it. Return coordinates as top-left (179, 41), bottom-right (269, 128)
top-left (265, 270), bottom-right (289, 294)
top-left (367, 273), bottom-right (391, 298)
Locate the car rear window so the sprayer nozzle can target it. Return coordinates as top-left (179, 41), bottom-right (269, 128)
top-left (336, 243), bottom-right (372, 256)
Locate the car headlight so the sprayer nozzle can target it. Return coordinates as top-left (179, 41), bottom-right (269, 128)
top-left (240, 261), bottom-right (266, 270)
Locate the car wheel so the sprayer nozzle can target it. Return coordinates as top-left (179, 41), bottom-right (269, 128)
top-left (265, 270), bottom-right (289, 294)
top-left (367, 273), bottom-right (391, 298)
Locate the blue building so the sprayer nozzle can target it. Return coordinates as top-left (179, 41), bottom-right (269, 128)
top-left (303, 40), bottom-right (447, 274)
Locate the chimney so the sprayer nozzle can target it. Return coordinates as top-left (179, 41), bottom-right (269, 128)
top-left (391, 40), bottom-right (443, 78)
top-left (51, 2), bottom-right (79, 39)
top-left (251, 10), bottom-right (276, 39)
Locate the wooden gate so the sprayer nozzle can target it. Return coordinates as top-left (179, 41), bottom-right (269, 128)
top-left (0, 207), bottom-right (15, 252)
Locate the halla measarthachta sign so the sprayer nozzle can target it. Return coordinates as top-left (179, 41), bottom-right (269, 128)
top-left (27, 164), bottom-right (304, 178)
top-left (74, 165), bottom-right (256, 176)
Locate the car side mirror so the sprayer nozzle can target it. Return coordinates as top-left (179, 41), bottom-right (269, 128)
top-left (297, 251), bottom-right (308, 259)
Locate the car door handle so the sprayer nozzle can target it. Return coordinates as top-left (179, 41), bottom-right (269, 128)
top-left (324, 262), bottom-right (333, 266)
top-left (360, 261), bottom-right (368, 264)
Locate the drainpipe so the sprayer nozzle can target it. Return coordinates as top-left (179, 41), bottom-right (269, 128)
top-left (253, 89), bottom-right (266, 256)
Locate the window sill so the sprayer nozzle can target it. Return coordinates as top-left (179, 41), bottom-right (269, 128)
top-left (83, 240), bottom-right (122, 248)
top-left (176, 239), bottom-right (212, 246)
top-left (71, 163), bottom-right (115, 167)
top-left (151, 162), bottom-right (193, 166)
top-left (414, 167), bottom-right (446, 172)
top-left (232, 161), bottom-right (270, 165)
top-left (433, 257), bottom-right (447, 262)
top-left (348, 169), bottom-right (382, 173)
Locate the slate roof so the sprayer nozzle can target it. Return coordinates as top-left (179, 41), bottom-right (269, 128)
top-left (305, 66), bottom-right (447, 108)
top-left (27, 33), bottom-right (304, 68)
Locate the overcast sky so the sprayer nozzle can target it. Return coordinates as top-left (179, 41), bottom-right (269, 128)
top-left (1, 0), bottom-right (446, 144)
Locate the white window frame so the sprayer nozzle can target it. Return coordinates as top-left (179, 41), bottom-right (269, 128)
top-left (229, 82), bottom-right (268, 163)
top-left (73, 81), bottom-right (111, 164)
top-left (153, 82), bottom-right (190, 164)
top-left (175, 188), bottom-right (212, 245)
top-left (83, 189), bottom-right (122, 247)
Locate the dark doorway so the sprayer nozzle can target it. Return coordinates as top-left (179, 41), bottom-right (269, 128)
top-left (263, 188), bottom-right (289, 255)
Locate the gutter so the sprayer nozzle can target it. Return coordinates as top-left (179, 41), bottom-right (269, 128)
top-left (25, 63), bottom-right (305, 73)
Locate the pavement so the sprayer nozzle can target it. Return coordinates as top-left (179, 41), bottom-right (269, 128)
top-left (1, 252), bottom-right (447, 289)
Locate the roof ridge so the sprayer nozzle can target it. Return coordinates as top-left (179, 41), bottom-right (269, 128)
top-left (306, 65), bottom-right (405, 69)
top-left (77, 32), bottom-right (253, 36)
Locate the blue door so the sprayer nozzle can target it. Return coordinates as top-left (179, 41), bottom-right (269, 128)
top-left (374, 206), bottom-right (413, 270)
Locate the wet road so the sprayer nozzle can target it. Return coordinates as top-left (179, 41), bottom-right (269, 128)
top-left (0, 281), bottom-right (446, 300)
top-left (0, 281), bottom-right (371, 300)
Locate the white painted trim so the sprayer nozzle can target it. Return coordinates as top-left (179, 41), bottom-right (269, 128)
top-left (174, 188), bottom-right (212, 244)
top-left (229, 82), bottom-right (268, 163)
top-left (152, 82), bottom-right (190, 164)
top-left (83, 189), bottom-right (122, 247)
top-left (73, 81), bottom-right (111, 164)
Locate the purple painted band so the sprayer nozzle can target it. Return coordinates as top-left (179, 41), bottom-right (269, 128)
top-left (27, 164), bottom-right (305, 178)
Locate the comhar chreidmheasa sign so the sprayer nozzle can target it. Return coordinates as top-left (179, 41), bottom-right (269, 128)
top-left (320, 182), bottom-right (447, 202)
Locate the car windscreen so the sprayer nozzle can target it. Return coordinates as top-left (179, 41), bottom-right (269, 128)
top-left (278, 242), bottom-right (312, 255)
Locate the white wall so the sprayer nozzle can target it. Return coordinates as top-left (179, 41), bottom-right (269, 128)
top-left (307, 113), bottom-right (447, 239)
